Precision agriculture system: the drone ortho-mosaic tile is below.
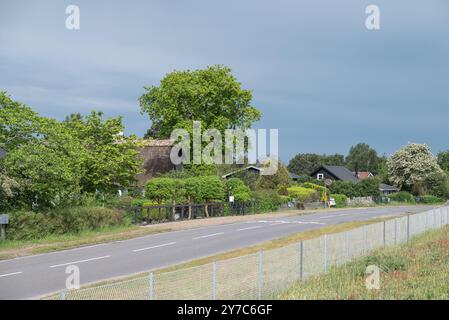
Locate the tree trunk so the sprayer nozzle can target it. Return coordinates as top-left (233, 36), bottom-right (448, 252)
top-left (204, 202), bottom-right (209, 217)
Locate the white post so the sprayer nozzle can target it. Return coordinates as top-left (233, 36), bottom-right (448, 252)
top-left (299, 241), bottom-right (304, 281)
top-left (258, 251), bottom-right (263, 300)
top-left (148, 272), bottom-right (153, 300)
top-left (323, 234), bottom-right (328, 273)
top-left (212, 261), bottom-right (216, 300)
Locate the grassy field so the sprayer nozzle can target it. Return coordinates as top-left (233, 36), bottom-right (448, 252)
top-left (278, 225), bottom-right (449, 299)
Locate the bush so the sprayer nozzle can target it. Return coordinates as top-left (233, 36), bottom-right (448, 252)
top-left (417, 195), bottom-right (444, 204)
top-left (287, 186), bottom-right (320, 203)
top-left (252, 189), bottom-right (285, 212)
top-left (387, 191), bottom-right (416, 203)
top-left (7, 207), bottom-right (126, 240)
top-left (330, 194), bottom-right (347, 208)
top-left (225, 178), bottom-right (252, 202)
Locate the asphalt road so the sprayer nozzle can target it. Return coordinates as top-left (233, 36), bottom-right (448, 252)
top-left (0, 205), bottom-right (433, 299)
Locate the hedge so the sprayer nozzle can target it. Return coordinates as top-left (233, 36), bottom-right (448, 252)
top-left (330, 194), bottom-right (348, 208)
top-left (6, 207), bottom-right (126, 240)
top-left (387, 191), bottom-right (416, 203)
top-left (287, 186), bottom-right (320, 203)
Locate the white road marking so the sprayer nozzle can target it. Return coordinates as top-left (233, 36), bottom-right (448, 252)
top-left (236, 226), bottom-right (262, 231)
top-left (192, 232), bottom-right (224, 240)
top-left (49, 255), bottom-right (110, 268)
top-left (133, 242), bottom-right (177, 252)
top-left (0, 271), bottom-right (23, 278)
top-left (316, 213), bottom-right (354, 220)
top-left (256, 220), bottom-right (324, 225)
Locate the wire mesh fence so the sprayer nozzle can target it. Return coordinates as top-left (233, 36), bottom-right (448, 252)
top-left (47, 206), bottom-right (449, 300)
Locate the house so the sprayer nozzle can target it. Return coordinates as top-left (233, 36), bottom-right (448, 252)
top-left (221, 165), bottom-right (301, 182)
top-left (133, 139), bottom-right (177, 187)
top-left (354, 171), bottom-right (374, 180)
top-left (309, 165), bottom-right (358, 182)
top-left (221, 165), bottom-right (262, 179)
top-left (379, 183), bottom-right (399, 195)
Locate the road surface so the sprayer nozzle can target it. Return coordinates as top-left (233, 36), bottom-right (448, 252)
top-left (0, 205), bottom-right (433, 299)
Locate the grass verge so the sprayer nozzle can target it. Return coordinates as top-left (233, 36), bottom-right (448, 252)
top-left (278, 225), bottom-right (449, 299)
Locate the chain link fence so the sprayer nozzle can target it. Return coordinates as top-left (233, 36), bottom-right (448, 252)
top-left (47, 206), bottom-right (449, 300)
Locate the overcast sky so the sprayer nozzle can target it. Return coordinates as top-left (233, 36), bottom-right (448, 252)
top-left (1, 0), bottom-right (448, 162)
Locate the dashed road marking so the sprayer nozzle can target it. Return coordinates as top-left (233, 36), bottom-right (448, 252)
top-left (236, 226), bottom-right (262, 231)
top-left (133, 242), bottom-right (177, 252)
top-left (0, 271), bottom-right (23, 278)
top-left (192, 232), bottom-right (224, 240)
top-left (49, 255), bottom-right (111, 268)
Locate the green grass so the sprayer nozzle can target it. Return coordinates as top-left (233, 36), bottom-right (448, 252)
top-left (278, 225), bottom-right (449, 299)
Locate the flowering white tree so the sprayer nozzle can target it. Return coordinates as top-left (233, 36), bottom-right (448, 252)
top-left (387, 143), bottom-right (443, 193)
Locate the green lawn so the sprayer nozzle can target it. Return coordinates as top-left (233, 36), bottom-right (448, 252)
top-left (278, 225), bottom-right (449, 299)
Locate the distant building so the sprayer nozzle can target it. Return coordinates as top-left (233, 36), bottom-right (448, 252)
top-left (354, 171), bottom-right (374, 180)
top-left (133, 139), bottom-right (177, 187)
top-left (222, 165), bottom-right (301, 182)
top-left (0, 148), bottom-right (5, 160)
top-left (309, 165), bottom-right (358, 182)
top-left (379, 183), bottom-right (399, 195)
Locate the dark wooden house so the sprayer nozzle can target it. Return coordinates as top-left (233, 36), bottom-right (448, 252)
top-left (309, 165), bottom-right (358, 182)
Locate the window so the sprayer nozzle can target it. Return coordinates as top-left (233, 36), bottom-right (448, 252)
top-left (317, 173), bottom-right (324, 180)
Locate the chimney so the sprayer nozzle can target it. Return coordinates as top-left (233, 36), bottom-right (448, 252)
top-left (355, 162), bottom-right (359, 179)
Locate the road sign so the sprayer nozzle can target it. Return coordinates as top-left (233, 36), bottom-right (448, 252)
top-left (325, 179), bottom-right (333, 187)
top-left (0, 214), bottom-right (9, 225)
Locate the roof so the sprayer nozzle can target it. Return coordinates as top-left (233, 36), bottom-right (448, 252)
top-left (379, 183), bottom-right (399, 191)
top-left (222, 166), bottom-right (261, 179)
top-left (310, 165), bottom-right (358, 182)
top-left (289, 172), bottom-right (301, 180)
top-left (355, 171), bottom-right (374, 180)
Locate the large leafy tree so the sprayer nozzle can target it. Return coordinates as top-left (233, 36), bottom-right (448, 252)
top-left (387, 143), bottom-right (443, 195)
top-left (0, 92), bottom-right (84, 210)
top-left (139, 65), bottom-right (261, 139)
top-left (437, 150), bottom-right (449, 172)
top-left (64, 111), bottom-right (143, 194)
top-left (287, 153), bottom-right (345, 176)
top-left (346, 143), bottom-right (382, 174)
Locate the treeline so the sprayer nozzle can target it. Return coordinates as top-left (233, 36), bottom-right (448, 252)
top-left (287, 143), bottom-right (386, 176)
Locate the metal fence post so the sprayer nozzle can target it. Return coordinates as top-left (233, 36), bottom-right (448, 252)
top-left (299, 240), bottom-right (304, 281)
top-left (383, 220), bottom-right (386, 248)
top-left (323, 234), bottom-right (328, 273)
top-left (258, 251), bottom-right (263, 300)
top-left (148, 272), bottom-right (153, 300)
top-left (60, 289), bottom-right (66, 300)
top-left (212, 261), bottom-right (217, 300)
top-left (345, 231), bottom-right (350, 261)
top-left (406, 215), bottom-right (410, 242)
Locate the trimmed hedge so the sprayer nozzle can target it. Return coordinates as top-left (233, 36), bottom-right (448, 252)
top-left (252, 189), bottom-right (285, 212)
top-left (7, 207), bottom-right (126, 240)
top-left (287, 186), bottom-right (320, 203)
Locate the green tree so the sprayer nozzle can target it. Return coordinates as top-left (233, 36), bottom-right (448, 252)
top-left (437, 150), bottom-right (449, 172)
top-left (225, 178), bottom-right (252, 202)
top-left (345, 143), bottom-right (381, 174)
top-left (0, 92), bottom-right (84, 210)
top-left (64, 111), bottom-right (143, 194)
top-left (139, 65), bottom-right (261, 139)
top-left (196, 176), bottom-right (224, 217)
top-left (387, 143), bottom-right (443, 195)
top-left (287, 153), bottom-right (345, 176)
top-left (256, 160), bottom-right (291, 190)
top-left (145, 178), bottom-right (178, 204)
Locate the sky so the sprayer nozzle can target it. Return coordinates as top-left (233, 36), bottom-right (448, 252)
top-left (1, 0), bottom-right (448, 163)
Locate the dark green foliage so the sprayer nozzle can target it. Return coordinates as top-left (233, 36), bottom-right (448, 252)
top-left (346, 143), bottom-right (383, 174)
top-left (387, 191), bottom-right (416, 203)
top-left (251, 189), bottom-right (284, 212)
top-left (225, 178), bottom-right (252, 201)
top-left (330, 194), bottom-right (348, 207)
top-left (329, 178), bottom-right (380, 198)
top-left (7, 207), bottom-right (126, 240)
top-left (287, 153), bottom-right (345, 176)
top-left (417, 195), bottom-right (444, 204)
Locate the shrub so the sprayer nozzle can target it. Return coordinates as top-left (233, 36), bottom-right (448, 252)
top-left (387, 191), bottom-right (416, 203)
top-left (330, 194), bottom-right (347, 208)
top-left (417, 195), bottom-right (444, 204)
top-left (252, 189), bottom-right (284, 212)
top-left (225, 178), bottom-right (252, 202)
top-left (7, 207), bottom-right (126, 240)
top-left (287, 186), bottom-right (320, 203)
